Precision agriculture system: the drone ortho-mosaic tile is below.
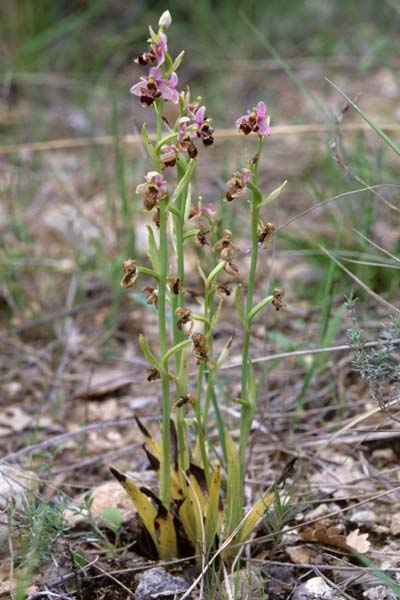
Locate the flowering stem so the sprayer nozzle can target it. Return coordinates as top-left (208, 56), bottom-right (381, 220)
top-left (193, 282), bottom-right (212, 485)
top-left (174, 160), bottom-right (188, 474)
top-left (158, 198), bottom-right (171, 507)
top-left (239, 136), bottom-right (264, 477)
top-left (154, 98), bottom-right (171, 507)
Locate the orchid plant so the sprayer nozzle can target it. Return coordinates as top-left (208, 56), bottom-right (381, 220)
top-left (111, 10), bottom-right (287, 564)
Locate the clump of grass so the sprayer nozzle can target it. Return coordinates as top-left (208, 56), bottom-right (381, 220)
top-left (11, 495), bottom-right (67, 600)
top-left (347, 295), bottom-right (400, 419)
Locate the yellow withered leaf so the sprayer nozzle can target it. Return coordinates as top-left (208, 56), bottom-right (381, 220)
top-left (204, 464), bottom-right (222, 550)
top-left (239, 489), bottom-right (274, 543)
top-left (135, 417), bottom-right (161, 460)
top-left (155, 504), bottom-right (178, 561)
top-left (110, 466), bottom-right (157, 537)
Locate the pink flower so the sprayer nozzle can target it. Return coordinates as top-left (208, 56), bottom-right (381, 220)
top-left (235, 101), bottom-right (271, 136)
top-left (188, 104), bottom-right (206, 126)
top-left (225, 168), bottom-right (252, 201)
top-left (130, 67), bottom-right (179, 106)
top-left (189, 203), bottom-right (217, 218)
top-left (160, 143), bottom-right (178, 167)
top-left (136, 171), bottom-right (167, 210)
top-left (155, 32), bottom-right (167, 67)
top-left (135, 31), bottom-right (168, 67)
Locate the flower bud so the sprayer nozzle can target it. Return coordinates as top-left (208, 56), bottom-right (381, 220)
top-left (159, 10), bottom-right (172, 29)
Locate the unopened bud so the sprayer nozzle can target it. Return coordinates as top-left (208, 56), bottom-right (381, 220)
top-left (159, 10), bottom-right (172, 29)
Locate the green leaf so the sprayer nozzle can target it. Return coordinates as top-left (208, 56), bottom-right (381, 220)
top-left (238, 488), bottom-right (274, 543)
top-left (183, 228), bottom-right (199, 241)
top-left (164, 51), bottom-right (173, 74)
top-left (206, 261), bottom-right (225, 284)
top-left (177, 347), bottom-right (190, 394)
top-left (261, 180), bottom-right (288, 207)
top-left (197, 261), bottom-right (208, 285)
top-left (141, 124), bottom-right (158, 162)
top-left (247, 295), bottom-right (274, 324)
top-left (216, 335), bottom-right (234, 369)
top-left (225, 430), bottom-right (242, 536)
top-left (161, 339), bottom-right (192, 369)
top-left (235, 284), bottom-right (246, 325)
top-left (139, 334), bottom-right (164, 374)
top-left (246, 181), bottom-right (263, 206)
top-left (183, 183), bottom-right (192, 221)
top-left (148, 25), bottom-right (158, 43)
top-left (210, 299), bottom-right (223, 330)
top-left (247, 362), bottom-right (256, 410)
top-left (171, 50), bottom-right (185, 72)
top-left (204, 465), bottom-right (222, 551)
top-left (168, 160), bottom-right (196, 207)
top-left (102, 507), bottom-right (123, 532)
top-left (146, 226), bottom-right (159, 273)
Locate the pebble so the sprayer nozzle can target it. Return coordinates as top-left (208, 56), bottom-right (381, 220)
top-left (135, 567), bottom-right (189, 599)
top-left (363, 585), bottom-right (398, 600)
top-left (390, 514), bottom-right (400, 536)
top-left (349, 509), bottom-right (376, 525)
top-left (292, 576), bottom-right (342, 600)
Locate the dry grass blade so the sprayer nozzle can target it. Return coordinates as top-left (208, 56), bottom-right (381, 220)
top-left (275, 184), bottom-right (400, 233)
top-left (1, 123), bottom-right (400, 155)
top-left (352, 228), bottom-right (400, 263)
top-left (320, 246), bottom-right (400, 314)
top-left (319, 397), bottom-right (400, 453)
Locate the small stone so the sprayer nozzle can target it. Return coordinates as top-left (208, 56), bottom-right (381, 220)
top-left (371, 449), bottom-right (396, 463)
top-left (306, 503), bottom-right (341, 521)
top-left (363, 585), bottom-right (397, 600)
top-left (64, 480), bottom-right (136, 527)
top-left (292, 576), bottom-right (342, 600)
top-left (349, 509), bottom-right (376, 526)
top-left (135, 567), bottom-right (188, 599)
top-left (390, 514), bottom-right (400, 536)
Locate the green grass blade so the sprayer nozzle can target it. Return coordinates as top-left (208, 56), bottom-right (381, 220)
top-left (326, 78), bottom-right (400, 156)
top-left (240, 11), bottom-right (333, 123)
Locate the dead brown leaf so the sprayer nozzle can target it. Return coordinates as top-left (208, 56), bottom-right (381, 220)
top-left (301, 521), bottom-right (348, 551)
top-left (300, 521), bottom-right (371, 554)
top-left (346, 528), bottom-right (371, 553)
top-left (74, 367), bottom-right (134, 399)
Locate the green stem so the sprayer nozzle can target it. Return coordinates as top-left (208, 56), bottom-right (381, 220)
top-left (138, 266), bottom-right (159, 280)
top-left (173, 161), bottom-right (188, 475)
top-left (154, 98), bottom-right (171, 507)
top-left (238, 136), bottom-right (264, 476)
top-left (159, 199), bottom-right (171, 507)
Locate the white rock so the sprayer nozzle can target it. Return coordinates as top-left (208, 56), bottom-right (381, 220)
top-left (349, 509), bottom-right (376, 525)
top-left (292, 576), bottom-right (342, 600)
top-left (390, 514), bottom-right (400, 536)
top-left (363, 585), bottom-right (397, 600)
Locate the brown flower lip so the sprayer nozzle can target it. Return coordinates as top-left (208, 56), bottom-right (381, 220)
top-left (191, 333), bottom-right (213, 367)
top-left (173, 393), bottom-right (195, 409)
top-left (142, 285), bottom-right (158, 306)
top-left (258, 222), bottom-right (275, 249)
top-left (272, 288), bottom-right (286, 311)
top-left (120, 258), bottom-right (138, 288)
top-left (176, 307), bottom-right (194, 335)
top-left (147, 367), bottom-right (160, 382)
